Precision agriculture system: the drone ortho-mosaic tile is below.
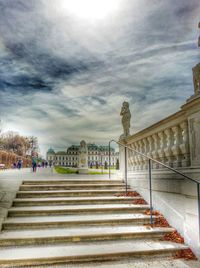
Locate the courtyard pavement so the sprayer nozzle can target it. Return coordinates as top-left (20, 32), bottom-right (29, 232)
top-left (0, 168), bottom-right (199, 268)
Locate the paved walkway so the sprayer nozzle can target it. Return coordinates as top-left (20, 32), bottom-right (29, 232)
top-left (0, 168), bottom-right (113, 229)
top-left (0, 168), bottom-right (199, 267)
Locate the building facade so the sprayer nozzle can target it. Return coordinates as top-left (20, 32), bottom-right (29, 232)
top-left (46, 143), bottom-right (118, 167)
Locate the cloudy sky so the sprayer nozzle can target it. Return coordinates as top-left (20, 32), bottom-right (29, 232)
top-left (0, 0), bottom-right (199, 156)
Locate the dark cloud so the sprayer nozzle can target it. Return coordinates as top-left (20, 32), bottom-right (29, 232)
top-left (0, 0), bottom-right (199, 155)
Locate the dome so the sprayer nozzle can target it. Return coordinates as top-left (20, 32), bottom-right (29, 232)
top-left (47, 148), bottom-right (55, 154)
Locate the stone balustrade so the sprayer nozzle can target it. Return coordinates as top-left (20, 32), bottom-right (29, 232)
top-left (124, 106), bottom-right (191, 170)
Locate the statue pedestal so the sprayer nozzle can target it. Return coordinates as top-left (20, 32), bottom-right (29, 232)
top-left (78, 168), bottom-right (88, 174)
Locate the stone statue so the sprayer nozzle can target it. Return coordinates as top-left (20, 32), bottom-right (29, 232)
top-left (120, 101), bottom-right (131, 139)
top-left (78, 140), bottom-right (88, 169)
top-left (192, 63), bottom-right (200, 95)
top-left (189, 23), bottom-right (200, 100)
top-left (193, 23), bottom-right (200, 94)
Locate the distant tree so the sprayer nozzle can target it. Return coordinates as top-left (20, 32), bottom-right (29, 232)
top-left (104, 161), bottom-right (108, 169)
top-left (116, 159), bottom-right (119, 170)
top-left (0, 131), bottom-right (39, 157)
top-left (28, 136), bottom-right (39, 154)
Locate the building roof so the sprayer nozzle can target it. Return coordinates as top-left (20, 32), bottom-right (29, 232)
top-left (56, 151), bottom-right (67, 155)
top-left (67, 145), bottom-right (80, 150)
top-left (47, 143), bottom-right (115, 154)
top-left (99, 146), bottom-right (114, 152)
top-left (47, 148), bottom-right (55, 154)
top-left (88, 144), bottom-right (99, 150)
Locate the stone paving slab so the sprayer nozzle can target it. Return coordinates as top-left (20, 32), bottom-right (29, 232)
top-left (48, 259), bottom-right (200, 268)
top-left (0, 226), bottom-right (174, 239)
top-left (22, 179), bottom-right (123, 184)
top-left (13, 196), bottom-right (136, 201)
top-left (4, 213), bottom-right (153, 223)
top-left (0, 240), bottom-right (188, 260)
top-left (9, 203), bottom-right (148, 211)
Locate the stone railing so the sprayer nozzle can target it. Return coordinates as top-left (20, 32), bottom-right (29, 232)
top-left (121, 96), bottom-right (200, 171)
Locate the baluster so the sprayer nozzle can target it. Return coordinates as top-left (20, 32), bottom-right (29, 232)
top-left (132, 143), bottom-right (137, 170)
top-left (129, 145), bottom-right (134, 171)
top-left (143, 138), bottom-right (148, 169)
top-left (152, 134), bottom-right (160, 169)
top-left (138, 140), bottom-right (144, 170)
top-left (171, 125), bottom-right (182, 167)
top-left (157, 131), bottom-right (166, 168)
top-left (180, 121), bottom-right (190, 167)
top-left (164, 128), bottom-right (174, 167)
top-left (135, 141), bottom-right (140, 170)
top-left (147, 136), bottom-right (153, 159)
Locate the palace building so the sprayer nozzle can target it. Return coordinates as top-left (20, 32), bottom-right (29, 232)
top-left (46, 143), bottom-right (118, 167)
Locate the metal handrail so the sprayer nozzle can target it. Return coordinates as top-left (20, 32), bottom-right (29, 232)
top-left (108, 139), bottom-right (200, 240)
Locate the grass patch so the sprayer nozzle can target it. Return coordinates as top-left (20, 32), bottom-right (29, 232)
top-left (88, 171), bottom-right (109, 175)
top-left (54, 166), bottom-right (78, 174)
top-left (55, 166), bottom-right (113, 175)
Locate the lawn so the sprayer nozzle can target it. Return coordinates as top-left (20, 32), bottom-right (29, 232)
top-left (54, 166), bottom-right (78, 174)
top-left (54, 166), bottom-right (111, 175)
top-left (88, 171), bottom-right (109, 175)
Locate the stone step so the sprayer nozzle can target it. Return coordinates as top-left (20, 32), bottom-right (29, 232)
top-left (0, 240), bottom-right (188, 267)
top-left (3, 213), bottom-right (155, 230)
top-left (19, 184), bottom-right (126, 191)
top-left (22, 179), bottom-right (123, 185)
top-left (13, 196), bottom-right (140, 206)
top-left (16, 189), bottom-right (126, 198)
top-left (0, 226), bottom-right (175, 247)
top-left (34, 259), bottom-right (200, 268)
top-left (43, 260), bottom-right (200, 268)
top-left (8, 204), bottom-right (149, 217)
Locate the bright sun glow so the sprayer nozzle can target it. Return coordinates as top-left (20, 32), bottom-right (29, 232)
top-left (60, 0), bottom-right (121, 20)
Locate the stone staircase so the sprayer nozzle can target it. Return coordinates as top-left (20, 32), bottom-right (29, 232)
top-left (0, 177), bottom-right (190, 267)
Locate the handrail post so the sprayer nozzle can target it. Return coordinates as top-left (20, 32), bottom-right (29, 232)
top-left (197, 183), bottom-right (200, 242)
top-left (125, 146), bottom-right (128, 194)
top-left (108, 141), bottom-right (111, 179)
top-left (148, 159), bottom-right (153, 225)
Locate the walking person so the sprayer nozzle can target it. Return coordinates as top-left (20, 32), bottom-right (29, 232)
top-left (17, 159), bottom-right (22, 170)
top-left (32, 158), bottom-right (37, 173)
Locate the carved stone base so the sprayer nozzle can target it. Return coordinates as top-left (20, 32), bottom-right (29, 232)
top-left (119, 134), bottom-right (131, 141)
